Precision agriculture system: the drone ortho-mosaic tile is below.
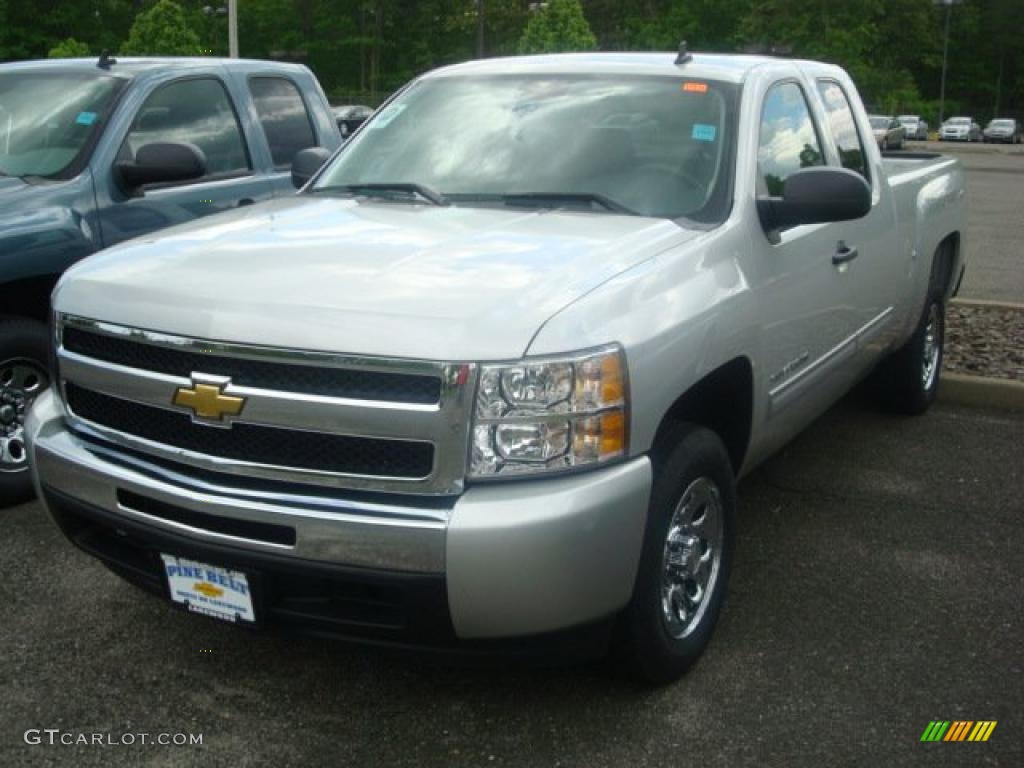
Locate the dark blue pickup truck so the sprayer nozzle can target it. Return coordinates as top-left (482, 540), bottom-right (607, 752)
top-left (0, 56), bottom-right (341, 503)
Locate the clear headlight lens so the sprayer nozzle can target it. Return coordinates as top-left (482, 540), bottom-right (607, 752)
top-left (470, 346), bottom-right (628, 478)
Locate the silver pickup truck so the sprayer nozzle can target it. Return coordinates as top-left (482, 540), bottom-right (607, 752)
top-left (26, 52), bottom-right (966, 682)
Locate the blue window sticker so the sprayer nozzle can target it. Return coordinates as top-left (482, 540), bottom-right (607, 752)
top-left (692, 123), bottom-right (716, 142)
top-left (75, 111), bottom-right (98, 126)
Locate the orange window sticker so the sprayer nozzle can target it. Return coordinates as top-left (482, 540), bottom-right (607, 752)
top-left (682, 82), bottom-right (708, 93)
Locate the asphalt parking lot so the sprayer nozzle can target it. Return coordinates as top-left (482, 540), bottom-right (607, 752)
top-left (2, 395), bottom-right (1021, 768)
top-left (904, 140), bottom-right (1024, 304)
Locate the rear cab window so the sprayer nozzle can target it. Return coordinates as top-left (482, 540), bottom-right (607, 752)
top-left (248, 76), bottom-right (319, 168)
top-left (815, 79), bottom-right (870, 184)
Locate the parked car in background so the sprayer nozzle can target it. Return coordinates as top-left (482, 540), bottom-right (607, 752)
top-left (897, 114), bottom-right (928, 140)
top-left (939, 116), bottom-right (981, 142)
top-left (29, 52), bottom-right (966, 683)
top-left (0, 56), bottom-right (342, 505)
top-left (982, 118), bottom-right (1022, 144)
top-left (332, 105), bottom-right (374, 138)
top-left (869, 115), bottom-right (905, 150)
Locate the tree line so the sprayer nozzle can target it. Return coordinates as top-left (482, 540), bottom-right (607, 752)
top-left (2, 0), bottom-right (1022, 123)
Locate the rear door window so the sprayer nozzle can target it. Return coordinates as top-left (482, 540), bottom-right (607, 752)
top-left (248, 76), bottom-right (318, 168)
top-left (815, 79), bottom-right (870, 182)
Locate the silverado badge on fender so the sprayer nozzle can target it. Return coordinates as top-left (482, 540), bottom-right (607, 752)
top-left (172, 375), bottom-right (245, 426)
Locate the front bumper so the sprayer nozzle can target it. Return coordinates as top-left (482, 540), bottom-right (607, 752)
top-left (27, 390), bottom-right (651, 644)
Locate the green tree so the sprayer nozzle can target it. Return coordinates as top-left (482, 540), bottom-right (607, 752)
top-left (121, 0), bottom-right (202, 56)
top-left (48, 37), bottom-right (91, 58)
top-left (518, 0), bottom-right (596, 54)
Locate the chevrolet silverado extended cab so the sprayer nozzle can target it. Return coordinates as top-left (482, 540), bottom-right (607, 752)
top-left (0, 56), bottom-right (341, 503)
top-left (27, 52), bottom-right (966, 682)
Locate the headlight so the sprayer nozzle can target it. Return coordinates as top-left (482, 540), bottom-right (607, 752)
top-left (470, 345), bottom-right (628, 478)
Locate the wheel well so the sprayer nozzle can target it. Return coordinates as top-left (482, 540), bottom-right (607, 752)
top-left (0, 275), bottom-right (57, 324)
top-left (651, 357), bottom-right (753, 474)
top-left (931, 233), bottom-right (960, 299)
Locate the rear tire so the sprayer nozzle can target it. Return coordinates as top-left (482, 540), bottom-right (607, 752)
top-left (620, 424), bottom-right (736, 684)
top-left (0, 317), bottom-right (50, 508)
top-left (874, 294), bottom-right (945, 415)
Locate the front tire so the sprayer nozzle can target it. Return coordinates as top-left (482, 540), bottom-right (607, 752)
top-left (0, 317), bottom-right (51, 508)
top-left (621, 424), bottom-right (736, 684)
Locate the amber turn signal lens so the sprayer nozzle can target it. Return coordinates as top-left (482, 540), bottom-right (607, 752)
top-left (599, 410), bottom-right (626, 457)
top-left (600, 354), bottom-right (624, 405)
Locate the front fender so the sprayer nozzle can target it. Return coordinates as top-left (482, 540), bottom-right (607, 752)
top-left (0, 206), bottom-right (98, 285)
top-left (526, 223), bottom-right (757, 456)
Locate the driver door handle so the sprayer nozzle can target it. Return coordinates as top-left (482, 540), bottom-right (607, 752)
top-left (832, 242), bottom-right (859, 266)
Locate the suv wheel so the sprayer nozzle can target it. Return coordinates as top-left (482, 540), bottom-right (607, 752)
top-left (0, 318), bottom-right (50, 508)
top-left (621, 424), bottom-right (735, 684)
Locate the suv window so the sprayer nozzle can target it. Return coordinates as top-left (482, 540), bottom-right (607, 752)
top-left (816, 79), bottom-right (869, 182)
top-left (121, 77), bottom-right (249, 180)
top-left (249, 76), bottom-right (317, 167)
top-left (757, 81), bottom-right (824, 196)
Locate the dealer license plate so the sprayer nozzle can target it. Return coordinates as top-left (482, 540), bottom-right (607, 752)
top-left (160, 554), bottom-right (255, 624)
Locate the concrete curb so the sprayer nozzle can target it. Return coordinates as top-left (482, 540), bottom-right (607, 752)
top-left (952, 297), bottom-right (1024, 311)
top-left (939, 373), bottom-right (1024, 411)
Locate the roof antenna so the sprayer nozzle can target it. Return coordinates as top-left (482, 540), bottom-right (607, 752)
top-left (97, 50), bottom-right (117, 70)
top-left (675, 41), bottom-right (692, 66)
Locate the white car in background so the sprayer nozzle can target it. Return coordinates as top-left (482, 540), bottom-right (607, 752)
top-left (897, 115), bottom-right (928, 140)
top-left (939, 117), bottom-right (981, 142)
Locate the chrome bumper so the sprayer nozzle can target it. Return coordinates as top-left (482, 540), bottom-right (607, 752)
top-left (27, 390), bottom-right (651, 639)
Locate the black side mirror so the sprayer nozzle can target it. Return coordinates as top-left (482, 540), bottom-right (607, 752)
top-left (115, 142), bottom-right (206, 192)
top-left (757, 166), bottom-right (871, 234)
top-left (291, 146), bottom-right (332, 189)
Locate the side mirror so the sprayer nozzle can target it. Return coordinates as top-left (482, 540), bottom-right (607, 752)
top-left (291, 146), bottom-right (332, 189)
top-left (757, 166), bottom-right (871, 234)
top-left (116, 142), bottom-right (206, 192)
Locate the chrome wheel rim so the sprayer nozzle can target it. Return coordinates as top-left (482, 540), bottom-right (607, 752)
top-left (660, 476), bottom-right (724, 639)
top-left (921, 304), bottom-right (941, 391)
top-left (0, 358), bottom-right (48, 473)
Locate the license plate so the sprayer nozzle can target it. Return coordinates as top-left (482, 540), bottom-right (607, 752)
top-left (160, 554), bottom-right (255, 624)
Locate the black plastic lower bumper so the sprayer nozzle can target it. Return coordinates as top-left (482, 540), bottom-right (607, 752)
top-left (43, 486), bottom-right (612, 659)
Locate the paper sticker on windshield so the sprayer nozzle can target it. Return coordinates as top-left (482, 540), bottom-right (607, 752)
top-left (692, 124), bottom-right (717, 142)
top-left (75, 111), bottom-right (98, 126)
top-left (682, 82), bottom-right (708, 94)
top-left (369, 103), bottom-right (405, 129)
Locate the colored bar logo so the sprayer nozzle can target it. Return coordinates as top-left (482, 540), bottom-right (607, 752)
top-left (921, 721), bottom-right (997, 742)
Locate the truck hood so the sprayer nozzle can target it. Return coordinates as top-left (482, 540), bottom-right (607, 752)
top-left (55, 196), bottom-right (693, 360)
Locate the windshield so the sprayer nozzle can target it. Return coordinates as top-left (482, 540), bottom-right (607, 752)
top-left (947, 118), bottom-right (970, 125)
top-left (898, 116), bottom-right (918, 122)
top-left (988, 119), bottom-right (1014, 128)
top-left (314, 74), bottom-right (740, 223)
top-left (869, 117), bottom-right (890, 129)
top-left (0, 71), bottom-right (124, 178)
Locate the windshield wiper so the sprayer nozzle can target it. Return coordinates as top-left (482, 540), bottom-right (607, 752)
top-left (312, 182), bottom-right (448, 206)
top-left (499, 192), bottom-right (638, 215)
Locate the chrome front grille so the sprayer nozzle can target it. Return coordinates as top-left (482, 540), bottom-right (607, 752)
top-left (56, 315), bottom-right (476, 495)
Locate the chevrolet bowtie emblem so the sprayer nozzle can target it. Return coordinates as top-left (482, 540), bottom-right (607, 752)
top-left (193, 582), bottom-right (224, 599)
top-left (173, 375), bottom-right (245, 426)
